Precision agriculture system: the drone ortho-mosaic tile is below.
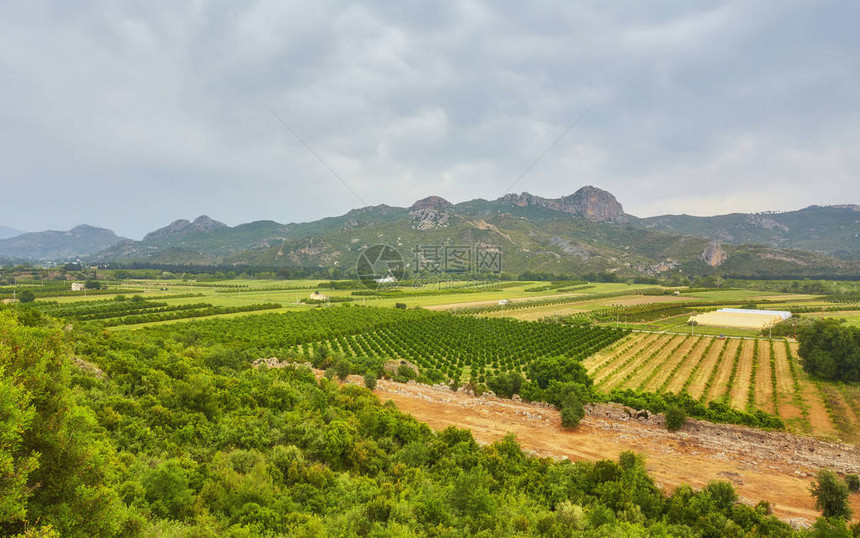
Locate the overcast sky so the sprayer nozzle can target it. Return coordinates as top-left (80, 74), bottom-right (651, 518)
top-left (1, 1), bottom-right (858, 238)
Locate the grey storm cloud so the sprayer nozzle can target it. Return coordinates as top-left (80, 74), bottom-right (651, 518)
top-left (1, 0), bottom-right (858, 237)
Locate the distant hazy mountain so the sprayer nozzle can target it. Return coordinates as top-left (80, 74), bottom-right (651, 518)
top-left (0, 226), bottom-right (23, 240)
top-left (638, 205), bottom-right (860, 260)
top-left (89, 186), bottom-right (860, 278)
top-left (0, 225), bottom-right (126, 260)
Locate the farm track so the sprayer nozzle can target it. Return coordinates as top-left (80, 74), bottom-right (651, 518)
top-left (601, 335), bottom-right (680, 391)
top-left (639, 335), bottom-right (701, 392)
top-left (686, 339), bottom-right (727, 399)
top-left (728, 340), bottom-right (755, 410)
top-left (754, 340), bottom-right (775, 413)
top-left (707, 339), bottom-right (741, 402)
top-left (664, 337), bottom-right (711, 394)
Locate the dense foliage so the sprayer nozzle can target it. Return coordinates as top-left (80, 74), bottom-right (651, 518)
top-left (1, 310), bottom-right (830, 536)
top-left (798, 319), bottom-right (860, 382)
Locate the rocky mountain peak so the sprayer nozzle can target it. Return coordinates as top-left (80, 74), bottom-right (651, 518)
top-left (144, 216), bottom-right (227, 241)
top-left (409, 196), bottom-right (453, 230)
top-left (498, 186), bottom-right (627, 222)
top-left (409, 196), bottom-right (452, 212)
top-left (500, 192), bottom-right (542, 207)
top-left (559, 186), bottom-right (627, 223)
top-left (191, 215), bottom-right (228, 232)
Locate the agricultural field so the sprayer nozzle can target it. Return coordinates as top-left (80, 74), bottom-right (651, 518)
top-left (584, 333), bottom-right (859, 443)
top-left (7, 277), bottom-right (859, 441)
top-left (140, 305), bottom-right (629, 386)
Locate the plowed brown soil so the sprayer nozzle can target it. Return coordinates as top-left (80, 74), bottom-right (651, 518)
top-left (369, 379), bottom-right (860, 525)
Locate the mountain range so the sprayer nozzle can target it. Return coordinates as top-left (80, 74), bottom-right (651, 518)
top-left (2, 186), bottom-right (859, 278)
top-left (0, 226), bottom-right (23, 240)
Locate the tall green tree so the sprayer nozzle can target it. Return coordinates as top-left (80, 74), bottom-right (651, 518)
top-left (811, 469), bottom-right (851, 519)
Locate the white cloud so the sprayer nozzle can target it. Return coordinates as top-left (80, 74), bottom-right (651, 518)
top-left (0, 0), bottom-right (858, 237)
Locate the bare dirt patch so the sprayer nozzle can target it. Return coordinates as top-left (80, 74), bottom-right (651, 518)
top-left (368, 379), bottom-right (860, 525)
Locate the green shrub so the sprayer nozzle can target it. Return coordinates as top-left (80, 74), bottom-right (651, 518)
top-left (396, 364), bottom-right (417, 382)
top-left (560, 393), bottom-right (585, 429)
top-left (363, 372), bottom-right (377, 390)
top-left (665, 405), bottom-right (687, 432)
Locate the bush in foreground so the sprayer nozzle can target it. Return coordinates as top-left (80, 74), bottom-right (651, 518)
top-left (665, 405), bottom-right (687, 432)
top-left (811, 469), bottom-right (852, 519)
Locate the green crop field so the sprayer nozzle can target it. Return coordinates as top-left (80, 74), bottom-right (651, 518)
top-left (139, 305), bottom-right (630, 385)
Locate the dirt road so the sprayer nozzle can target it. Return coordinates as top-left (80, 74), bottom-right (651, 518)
top-left (370, 379), bottom-right (860, 526)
